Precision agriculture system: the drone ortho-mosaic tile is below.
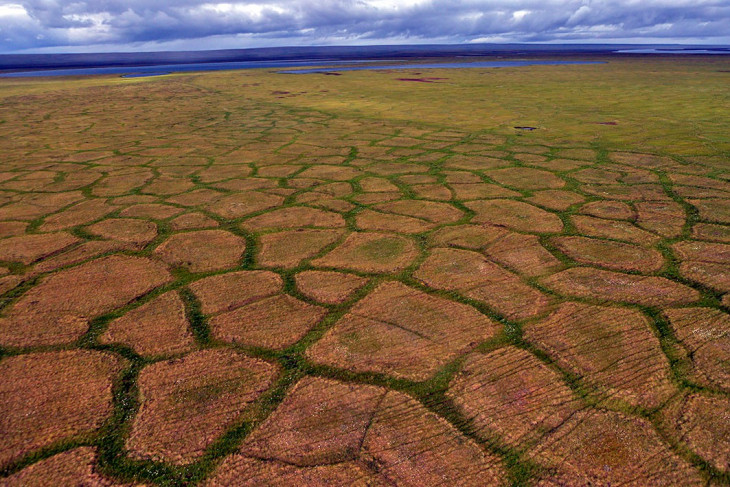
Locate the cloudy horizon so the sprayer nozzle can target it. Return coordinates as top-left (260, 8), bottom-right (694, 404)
top-left (1, 0), bottom-right (730, 54)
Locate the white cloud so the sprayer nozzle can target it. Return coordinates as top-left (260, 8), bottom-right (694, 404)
top-left (2, 0), bottom-right (730, 52)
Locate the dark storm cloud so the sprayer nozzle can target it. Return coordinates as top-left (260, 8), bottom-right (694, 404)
top-left (1, 0), bottom-right (729, 52)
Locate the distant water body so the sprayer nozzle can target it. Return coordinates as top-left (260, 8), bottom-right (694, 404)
top-left (1, 44), bottom-right (727, 78)
top-left (280, 60), bottom-right (603, 74)
top-left (616, 48), bottom-right (730, 54)
top-left (1, 59), bottom-right (601, 78)
top-left (0, 59), bottom-right (378, 78)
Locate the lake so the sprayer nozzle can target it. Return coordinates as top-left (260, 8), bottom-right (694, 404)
top-left (279, 60), bottom-right (603, 74)
top-left (1, 59), bottom-right (602, 78)
top-left (0, 59), bottom-right (380, 78)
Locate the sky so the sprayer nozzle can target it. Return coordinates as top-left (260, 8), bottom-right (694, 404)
top-left (1, 0), bottom-right (730, 53)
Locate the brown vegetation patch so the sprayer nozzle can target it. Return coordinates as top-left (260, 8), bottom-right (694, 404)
top-left (31, 240), bottom-right (130, 274)
top-left (312, 232), bottom-right (418, 273)
top-left (674, 186), bottom-right (730, 199)
top-left (361, 390), bottom-right (506, 484)
top-left (359, 177), bottom-right (400, 192)
top-left (127, 349), bottom-right (278, 465)
top-left (0, 192), bottom-right (83, 221)
top-left (449, 183), bottom-right (520, 200)
top-left (155, 230), bottom-right (245, 272)
top-left (485, 233), bottom-right (563, 277)
top-left (664, 307), bottom-right (730, 392)
top-left (241, 207), bottom-right (345, 230)
top-left (528, 409), bottom-right (703, 486)
top-left (443, 154), bottom-right (507, 171)
top-left (552, 236), bottom-right (664, 273)
top-left (258, 229), bottom-right (343, 267)
top-left (582, 183), bottom-right (670, 201)
top-left (572, 214), bottom-right (662, 245)
top-left (308, 281), bottom-right (498, 380)
top-left (0, 350), bottom-right (123, 467)
top-left (664, 394), bottom-right (730, 472)
top-left (529, 158), bottom-right (588, 171)
top-left (467, 200), bottom-right (563, 234)
top-left (410, 183), bottom-right (452, 199)
top-left (213, 178), bottom-right (278, 192)
top-left (579, 200), bottom-right (635, 220)
top-left (0, 232), bottom-right (79, 264)
top-left (0, 221), bottom-right (28, 238)
top-left (218, 376), bottom-right (506, 484)
top-left (165, 188), bottom-right (222, 207)
top-left (119, 203), bottom-right (184, 219)
top-left (87, 218), bottom-right (157, 249)
top-left (205, 192), bottom-right (284, 219)
top-left (256, 164), bottom-right (302, 177)
top-left (635, 201), bottom-right (685, 237)
top-left (196, 165), bottom-right (252, 182)
top-left (92, 171), bottom-right (153, 197)
top-left (142, 177), bottom-right (194, 196)
top-left (100, 291), bottom-right (194, 357)
top-left (39, 199), bottom-right (115, 231)
top-left (241, 376), bottom-right (385, 466)
top-left (298, 165), bottom-right (362, 181)
top-left (541, 267), bottom-right (699, 307)
top-left (365, 162), bottom-right (429, 175)
top-left (572, 168), bottom-right (622, 184)
top-left (428, 224), bottom-right (508, 250)
top-left (688, 198), bottom-right (730, 223)
top-left (526, 189), bottom-right (585, 211)
top-left (373, 200), bottom-right (464, 224)
top-left (0, 447), bottom-right (122, 487)
top-left (110, 195), bottom-right (157, 205)
top-left (210, 294), bottom-right (327, 349)
top-left (414, 248), bottom-right (550, 321)
top-left (205, 457), bottom-right (381, 486)
top-left (444, 171), bottom-right (482, 183)
top-left (610, 151), bottom-right (675, 168)
top-left (486, 167), bottom-right (565, 190)
top-left (525, 302), bottom-right (675, 408)
top-left (399, 174), bottom-right (439, 184)
top-left (169, 212), bottom-right (219, 230)
top-left (0, 255), bottom-right (171, 346)
top-left (448, 347), bottom-right (579, 447)
top-left (673, 240), bottom-right (730, 264)
top-left (670, 173), bottom-right (730, 191)
top-left (189, 270), bottom-right (282, 315)
top-left (679, 261), bottom-right (730, 293)
top-left (352, 192), bottom-right (401, 204)
top-left (295, 270), bottom-right (368, 304)
top-left (356, 209), bottom-right (434, 233)
top-left (692, 223), bottom-right (730, 243)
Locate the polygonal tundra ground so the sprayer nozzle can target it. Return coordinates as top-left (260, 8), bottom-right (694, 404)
top-left (0, 447), bottom-right (123, 486)
top-left (414, 248), bottom-right (550, 320)
top-left (207, 376), bottom-right (506, 485)
top-left (100, 291), bottom-right (195, 357)
top-left (663, 307), bottom-right (730, 392)
top-left (448, 347), bottom-right (579, 447)
top-left (524, 302), bottom-right (676, 408)
top-left (0, 255), bottom-right (171, 346)
top-left (528, 410), bottom-right (704, 485)
top-left (308, 281), bottom-right (498, 380)
top-left (0, 351), bottom-right (123, 467)
top-left (127, 349), bottom-right (278, 465)
top-left (312, 232), bottom-right (419, 273)
top-left (0, 64), bottom-right (727, 486)
top-left (154, 230), bottom-right (246, 272)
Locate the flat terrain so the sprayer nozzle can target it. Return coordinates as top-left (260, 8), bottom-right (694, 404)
top-left (0, 56), bottom-right (729, 485)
